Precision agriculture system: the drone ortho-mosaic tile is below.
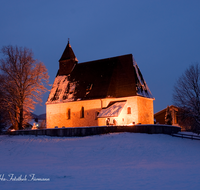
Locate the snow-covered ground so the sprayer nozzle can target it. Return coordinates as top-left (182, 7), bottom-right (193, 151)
top-left (0, 132), bottom-right (200, 190)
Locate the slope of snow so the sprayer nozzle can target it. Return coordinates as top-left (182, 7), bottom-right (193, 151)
top-left (133, 59), bottom-right (154, 99)
top-left (0, 133), bottom-right (200, 190)
top-left (47, 75), bottom-right (77, 103)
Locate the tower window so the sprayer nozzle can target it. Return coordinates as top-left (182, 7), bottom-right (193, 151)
top-left (80, 107), bottom-right (84, 118)
top-left (127, 107), bottom-right (131, 114)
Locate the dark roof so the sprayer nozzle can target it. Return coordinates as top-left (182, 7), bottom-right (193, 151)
top-left (47, 53), bottom-right (153, 103)
top-left (59, 41), bottom-right (78, 62)
top-left (70, 54), bottom-right (138, 99)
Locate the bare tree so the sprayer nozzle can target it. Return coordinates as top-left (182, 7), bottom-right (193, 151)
top-left (0, 45), bottom-right (49, 130)
top-left (173, 63), bottom-right (200, 132)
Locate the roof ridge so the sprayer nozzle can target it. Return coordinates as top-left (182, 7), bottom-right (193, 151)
top-left (77, 54), bottom-right (132, 65)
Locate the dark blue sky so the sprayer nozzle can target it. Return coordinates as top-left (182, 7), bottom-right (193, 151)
top-left (1, 0), bottom-right (200, 115)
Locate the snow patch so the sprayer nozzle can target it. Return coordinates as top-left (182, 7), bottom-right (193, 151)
top-left (133, 59), bottom-right (154, 99)
top-left (47, 75), bottom-right (76, 103)
top-left (98, 101), bottom-right (126, 117)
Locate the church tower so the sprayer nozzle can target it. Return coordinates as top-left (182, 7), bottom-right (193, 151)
top-left (58, 40), bottom-right (78, 75)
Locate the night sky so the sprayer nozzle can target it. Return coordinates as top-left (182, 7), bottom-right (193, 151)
top-left (1, 0), bottom-right (200, 115)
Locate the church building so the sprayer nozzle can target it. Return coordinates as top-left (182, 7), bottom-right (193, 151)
top-left (46, 41), bottom-right (154, 128)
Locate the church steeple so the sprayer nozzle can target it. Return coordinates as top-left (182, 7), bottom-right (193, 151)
top-left (59, 39), bottom-right (78, 62)
top-left (59, 39), bottom-right (78, 75)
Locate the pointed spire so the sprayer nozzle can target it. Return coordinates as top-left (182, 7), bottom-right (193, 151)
top-left (58, 39), bottom-right (78, 75)
top-left (59, 40), bottom-right (78, 62)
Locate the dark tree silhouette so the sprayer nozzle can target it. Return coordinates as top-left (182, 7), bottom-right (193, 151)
top-left (0, 77), bottom-right (9, 133)
top-left (0, 45), bottom-right (49, 130)
top-left (173, 63), bottom-right (200, 132)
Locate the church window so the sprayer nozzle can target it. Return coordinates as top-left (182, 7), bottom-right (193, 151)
top-left (80, 107), bottom-right (84, 118)
top-left (67, 108), bottom-right (71, 120)
top-left (127, 107), bottom-right (131, 114)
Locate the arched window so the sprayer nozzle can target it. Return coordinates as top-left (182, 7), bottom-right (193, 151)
top-left (127, 107), bottom-right (131, 114)
top-left (67, 108), bottom-right (71, 119)
top-left (80, 107), bottom-right (84, 118)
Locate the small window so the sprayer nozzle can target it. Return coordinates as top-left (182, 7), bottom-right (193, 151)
top-left (86, 83), bottom-right (93, 92)
top-left (127, 107), bottom-right (131, 114)
top-left (67, 108), bottom-right (71, 119)
top-left (80, 107), bottom-right (84, 118)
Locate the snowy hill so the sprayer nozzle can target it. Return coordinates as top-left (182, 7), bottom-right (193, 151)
top-left (0, 133), bottom-right (200, 190)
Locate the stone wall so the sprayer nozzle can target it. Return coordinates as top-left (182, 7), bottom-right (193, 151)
top-left (9, 124), bottom-right (181, 137)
